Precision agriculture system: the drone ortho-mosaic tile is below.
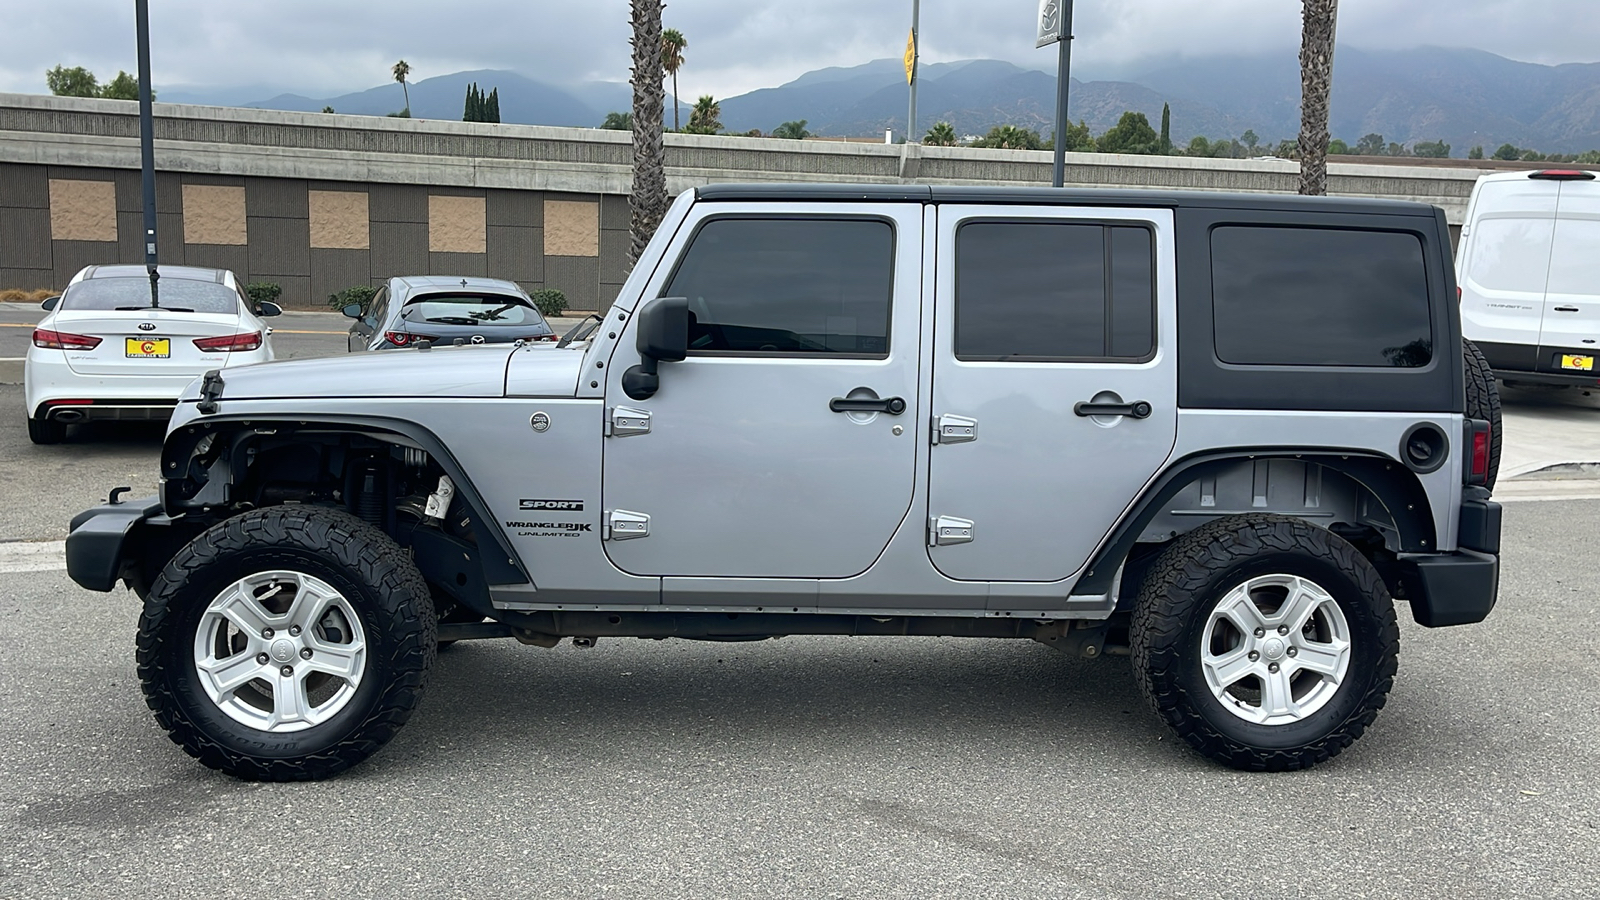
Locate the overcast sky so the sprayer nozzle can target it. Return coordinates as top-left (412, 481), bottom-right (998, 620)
top-left (2, 0), bottom-right (1596, 100)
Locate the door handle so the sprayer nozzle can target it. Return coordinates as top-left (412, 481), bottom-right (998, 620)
top-left (1554, 306), bottom-right (1580, 313)
top-left (1074, 399), bottom-right (1153, 419)
top-left (830, 396), bottom-right (906, 415)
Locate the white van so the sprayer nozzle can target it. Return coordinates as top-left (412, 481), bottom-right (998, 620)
top-left (1457, 169), bottom-right (1600, 385)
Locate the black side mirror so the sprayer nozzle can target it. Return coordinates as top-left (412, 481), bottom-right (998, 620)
top-left (622, 296), bottom-right (688, 400)
top-left (257, 301), bottom-right (282, 317)
top-left (341, 303), bottom-right (363, 319)
top-left (41, 296), bottom-right (60, 311)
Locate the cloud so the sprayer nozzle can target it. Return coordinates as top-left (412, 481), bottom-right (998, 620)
top-left (0, 0), bottom-right (1595, 101)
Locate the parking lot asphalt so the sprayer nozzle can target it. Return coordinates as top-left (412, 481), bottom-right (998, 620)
top-left (1, 499), bottom-right (1597, 899)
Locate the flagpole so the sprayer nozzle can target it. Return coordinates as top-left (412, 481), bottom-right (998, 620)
top-left (907, 0), bottom-right (919, 143)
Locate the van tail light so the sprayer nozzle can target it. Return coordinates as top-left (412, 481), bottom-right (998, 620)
top-left (385, 331), bottom-right (437, 346)
top-left (193, 331), bottom-right (263, 352)
top-left (33, 328), bottom-right (103, 350)
top-left (1529, 170), bottom-right (1596, 181)
top-left (1464, 418), bottom-right (1492, 486)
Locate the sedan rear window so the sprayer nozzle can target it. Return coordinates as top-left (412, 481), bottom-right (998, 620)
top-left (62, 278), bottom-right (241, 314)
top-left (400, 293), bottom-right (547, 328)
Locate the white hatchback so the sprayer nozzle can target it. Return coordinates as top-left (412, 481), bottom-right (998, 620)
top-left (24, 264), bottom-right (279, 444)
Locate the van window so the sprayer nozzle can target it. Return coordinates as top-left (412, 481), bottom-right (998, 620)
top-left (1467, 218), bottom-right (1557, 292)
top-left (663, 218), bottom-right (894, 356)
top-left (954, 222), bottom-right (1155, 361)
top-left (1211, 226), bottom-right (1433, 368)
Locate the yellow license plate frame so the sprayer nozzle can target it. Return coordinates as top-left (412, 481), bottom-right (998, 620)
top-left (125, 337), bottom-right (171, 358)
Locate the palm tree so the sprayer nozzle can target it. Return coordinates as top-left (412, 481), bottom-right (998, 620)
top-left (924, 121), bottom-right (957, 146)
top-left (686, 95), bottom-right (721, 134)
top-left (662, 28), bottom-right (687, 132)
top-left (392, 60), bottom-right (412, 116)
top-left (629, 0), bottom-right (667, 266)
top-left (1297, 0), bottom-right (1338, 195)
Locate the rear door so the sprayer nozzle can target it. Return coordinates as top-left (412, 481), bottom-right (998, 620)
top-left (925, 205), bottom-right (1177, 583)
top-left (1459, 178), bottom-right (1557, 354)
top-left (1539, 177), bottom-right (1600, 371)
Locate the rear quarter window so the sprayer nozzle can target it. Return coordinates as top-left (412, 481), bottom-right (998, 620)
top-left (1211, 226), bottom-right (1433, 367)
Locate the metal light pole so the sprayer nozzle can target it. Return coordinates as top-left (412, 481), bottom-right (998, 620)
top-left (135, 0), bottom-right (159, 306)
top-left (1037, 0), bottom-right (1075, 187)
top-left (906, 0), bottom-right (919, 144)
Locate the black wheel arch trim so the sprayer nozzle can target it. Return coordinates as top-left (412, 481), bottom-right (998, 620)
top-left (1076, 448), bottom-right (1439, 597)
top-left (158, 413), bottom-right (530, 586)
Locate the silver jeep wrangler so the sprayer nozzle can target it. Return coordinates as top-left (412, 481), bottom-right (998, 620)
top-left (68, 184), bottom-right (1503, 780)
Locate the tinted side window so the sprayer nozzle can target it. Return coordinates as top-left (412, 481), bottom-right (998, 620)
top-left (955, 222), bottom-right (1155, 361)
top-left (363, 288), bottom-right (388, 328)
top-left (1212, 227), bottom-right (1433, 367)
top-left (663, 218), bottom-right (894, 355)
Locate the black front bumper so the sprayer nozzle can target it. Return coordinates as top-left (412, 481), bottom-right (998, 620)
top-left (66, 495), bottom-right (162, 592)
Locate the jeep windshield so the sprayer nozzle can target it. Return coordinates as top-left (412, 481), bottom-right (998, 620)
top-left (401, 293), bottom-right (545, 327)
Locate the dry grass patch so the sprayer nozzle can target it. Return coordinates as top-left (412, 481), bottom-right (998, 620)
top-left (0, 288), bottom-right (60, 302)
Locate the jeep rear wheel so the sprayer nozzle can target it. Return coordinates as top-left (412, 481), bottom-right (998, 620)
top-left (138, 506), bottom-right (436, 781)
top-left (1131, 514), bottom-right (1398, 771)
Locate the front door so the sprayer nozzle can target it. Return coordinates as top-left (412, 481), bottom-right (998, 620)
top-left (600, 203), bottom-right (924, 579)
top-left (926, 206), bottom-right (1178, 583)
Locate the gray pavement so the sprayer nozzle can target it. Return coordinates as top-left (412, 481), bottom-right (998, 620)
top-left (1, 500), bottom-right (1597, 899)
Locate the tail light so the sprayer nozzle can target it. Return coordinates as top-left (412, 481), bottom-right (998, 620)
top-left (1529, 170), bottom-right (1596, 181)
top-left (385, 331), bottom-right (437, 346)
top-left (1464, 418), bottom-right (1492, 486)
top-left (33, 328), bottom-right (103, 350)
top-left (193, 331), bottom-right (263, 352)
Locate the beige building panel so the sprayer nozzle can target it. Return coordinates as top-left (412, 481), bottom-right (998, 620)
top-left (181, 184), bottom-right (247, 245)
top-left (428, 195), bottom-right (486, 253)
top-left (544, 199), bottom-right (599, 257)
top-left (309, 190), bottom-right (370, 250)
top-left (48, 179), bottom-right (117, 242)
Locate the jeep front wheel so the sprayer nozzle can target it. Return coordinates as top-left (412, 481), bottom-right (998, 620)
top-left (1131, 513), bottom-right (1398, 771)
top-left (137, 507), bottom-right (436, 780)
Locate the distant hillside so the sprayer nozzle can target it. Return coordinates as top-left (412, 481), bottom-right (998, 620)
top-left (163, 46), bottom-right (1600, 154)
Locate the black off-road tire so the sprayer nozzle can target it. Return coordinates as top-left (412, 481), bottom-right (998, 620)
top-left (1130, 514), bottom-right (1399, 771)
top-left (137, 506), bottom-right (436, 781)
top-left (27, 416), bottom-right (66, 445)
top-left (1463, 338), bottom-right (1502, 491)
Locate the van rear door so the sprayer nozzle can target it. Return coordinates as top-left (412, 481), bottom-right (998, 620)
top-left (1538, 176), bottom-right (1600, 374)
top-left (1459, 177), bottom-right (1557, 371)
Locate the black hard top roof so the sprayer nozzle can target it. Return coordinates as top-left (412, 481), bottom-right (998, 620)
top-left (694, 183), bottom-right (1439, 217)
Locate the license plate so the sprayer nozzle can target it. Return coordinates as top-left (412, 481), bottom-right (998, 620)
top-left (1560, 354), bottom-right (1595, 371)
top-left (126, 338), bottom-right (170, 358)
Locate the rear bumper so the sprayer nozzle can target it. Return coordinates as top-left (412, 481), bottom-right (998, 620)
top-left (1473, 340), bottom-right (1600, 387)
top-left (1400, 492), bottom-right (1502, 627)
top-left (65, 495), bottom-right (162, 592)
top-left (26, 350), bottom-right (206, 419)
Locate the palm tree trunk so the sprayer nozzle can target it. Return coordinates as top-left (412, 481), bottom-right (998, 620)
top-left (629, 0), bottom-right (667, 266)
top-left (1298, 0), bottom-right (1338, 196)
top-left (672, 72), bottom-right (680, 132)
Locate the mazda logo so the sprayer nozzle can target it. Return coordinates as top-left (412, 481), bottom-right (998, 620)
top-left (471, 335), bottom-right (485, 344)
top-left (138, 322), bottom-right (157, 331)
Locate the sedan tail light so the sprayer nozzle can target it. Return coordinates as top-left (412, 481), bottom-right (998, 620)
top-left (193, 331), bottom-right (263, 352)
top-left (385, 331), bottom-right (438, 346)
top-left (33, 328), bottom-right (103, 350)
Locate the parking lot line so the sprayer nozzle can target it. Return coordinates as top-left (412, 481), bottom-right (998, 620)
top-left (0, 540), bottom-right (66, 573)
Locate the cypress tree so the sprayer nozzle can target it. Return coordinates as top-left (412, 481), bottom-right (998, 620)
top-left (487, 88), bottom-right (500, 123)
top-left (1160, 103), bottom-right (1172, 154)
top-left (463, 83), bottom-right (477, 121)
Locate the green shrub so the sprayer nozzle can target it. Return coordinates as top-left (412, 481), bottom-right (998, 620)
top-left (529, 289), bottom-right (568, 317)
top-left (328, 284), bottom-right (379, 313)
top-left (245, 282), bottom-right (282, 308)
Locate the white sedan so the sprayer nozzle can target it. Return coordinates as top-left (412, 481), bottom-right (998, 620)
top-left (24, 264), bottom-right (279, 444)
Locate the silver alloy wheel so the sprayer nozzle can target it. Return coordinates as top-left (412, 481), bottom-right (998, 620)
top-left (192, 570), bottom-right (367, 733)
top-left (1200, 573), bottom-right (1352, 726)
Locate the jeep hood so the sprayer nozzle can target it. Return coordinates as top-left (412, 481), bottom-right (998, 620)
top-left (177, 345), bottom-right (583, 401)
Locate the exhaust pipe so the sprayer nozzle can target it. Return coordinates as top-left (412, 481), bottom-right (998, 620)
top-left (51, 409), bottom-right (87, 423)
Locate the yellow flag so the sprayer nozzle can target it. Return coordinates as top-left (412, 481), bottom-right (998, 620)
top-left (904, 29), bottom-right (916, 85)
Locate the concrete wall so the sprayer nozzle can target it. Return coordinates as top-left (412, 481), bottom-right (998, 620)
top-left (1, 93), bottom-right (1491, 308)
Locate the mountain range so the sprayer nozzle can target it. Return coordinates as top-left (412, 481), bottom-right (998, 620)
top-left (156, 46), bottom-right (1600, 155)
